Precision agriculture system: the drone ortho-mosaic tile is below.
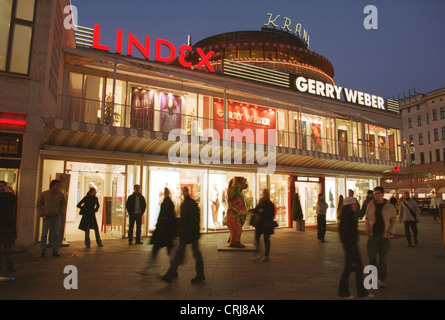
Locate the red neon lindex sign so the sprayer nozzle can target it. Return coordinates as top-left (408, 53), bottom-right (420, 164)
top-left (92, 24), bottom-right (215, 72)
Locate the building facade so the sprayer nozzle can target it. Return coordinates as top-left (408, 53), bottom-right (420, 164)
top-left (0, 2), bottom-right (403, 246)
top-left (382, 87), bottom-right (445, 200)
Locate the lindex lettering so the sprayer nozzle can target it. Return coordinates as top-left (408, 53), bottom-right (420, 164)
top-left (92, 24), bottom-right (215, 72)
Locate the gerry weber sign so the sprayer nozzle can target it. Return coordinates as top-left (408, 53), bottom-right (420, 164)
top-left (290, 75), bottom-right (386, 110)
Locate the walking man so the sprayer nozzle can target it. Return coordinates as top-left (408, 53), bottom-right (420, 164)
top-left (399, 191), bottom-right (421, 247)
top-left (364, 186), bottom-right (397, 288)
top-left (36, 180), bottom-right (67, 257)
top-left (126, 184), bottom-right (146, 244)
top-left (160, 186), bottom-right (205, 283)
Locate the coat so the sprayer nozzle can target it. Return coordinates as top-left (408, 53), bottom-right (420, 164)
top-left (364, 199), bottom-right (397, 237)
top-left (253, 199), bottom-right (276, 235)
top-left (178, 196), bottom-right (200, 244)
top-left (339, 208), bottom-right (359, 245)
top-left (399, 198), bottom-right (421, 222)
top-left (126, 192), bottom-right (146, 216)
top-left (77, 194), bottom-right (100, 231)
top-left (0, 192), bottom-right (17, 240)
top-left (150, 197), bottom-right (177, 247)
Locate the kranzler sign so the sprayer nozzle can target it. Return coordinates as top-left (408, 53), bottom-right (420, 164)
top-left (92, 24), bottom-right (215, 72)
top-left (290, 75), bottom-right (386, 110)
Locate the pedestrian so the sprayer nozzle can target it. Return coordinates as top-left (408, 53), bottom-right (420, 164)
top-left (0, 180), bottom-right (17, 272)
top-left (136, 188), bottom-right (177, 276)
top-left (316, 193), bottom-right (329, 242)
top-left (252, 189), bottom-right (276, 262)
top-left (126, 184), bottom-right (146, 244)
top-left (160, 186), bottom-right (205, 283)
top-left (77, 187), bottom-right (103, 248)
top-left (151, 188), bottom-right (178, 261)
top-left (399, 191), bottom-right (421, 247)
top-left (364, 186), bottom-right (397, 288)
top-left (359, 190), bottom-right (374, 219)
top-left (338, 196), bottom-right (373, 299)
top-left (430, 191), bottom-right (440, 221)
top-left (36, 180), bottom-right (67, 257)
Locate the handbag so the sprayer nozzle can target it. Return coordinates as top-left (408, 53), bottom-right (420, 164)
top-left (250, 212), bottom-right (261, 228)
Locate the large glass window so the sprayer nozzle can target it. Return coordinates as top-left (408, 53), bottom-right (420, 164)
top-left (0, 0), bottom-right (35, 74)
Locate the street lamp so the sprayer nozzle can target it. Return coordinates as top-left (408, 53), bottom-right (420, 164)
top-left (403, 140), bottom-right (415, 196)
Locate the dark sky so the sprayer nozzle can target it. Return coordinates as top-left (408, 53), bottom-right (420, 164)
top-left (71, 0), bottom-right (445, 100)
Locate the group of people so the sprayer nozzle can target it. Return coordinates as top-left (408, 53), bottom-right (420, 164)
top-left (314, 186), bottom-right (430, 299)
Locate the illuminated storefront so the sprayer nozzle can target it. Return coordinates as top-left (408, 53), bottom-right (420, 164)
top-left (0, 3), bottom-right (403, 245)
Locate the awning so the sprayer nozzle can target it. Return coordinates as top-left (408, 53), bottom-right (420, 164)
top-left (414, 187), bottom-right (435, 194)
top-left (396, 188), bottom-right (412, 194)
top-left (436, 187), bottom-right (445, 194)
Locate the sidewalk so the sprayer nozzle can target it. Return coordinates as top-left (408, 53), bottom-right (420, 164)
top-left (1, 214), bottom-right (444, 300)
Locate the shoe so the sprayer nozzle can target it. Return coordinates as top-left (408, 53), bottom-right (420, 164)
top-left (52, 252), bottom-right (61, 257)
top-left (191, 276), bottom-right (205, 284)
top-left (263, 256), bottom-right (269, 262)
top-left (85, 245), bottom-right (90, 248)
top-left (158, 274), bottom-right (173, 283)
top-left (341, 295), bottom-right (354, 300)
top-left (414, 238), bottom-right (418, 245)
top-left (135, 241), bottom-right (143, 244)
top-left (128, 241), bottom-right (133, 245)
top-left (378, 280), bottom-right (386, 288)
top-left (134, 269), bottom-right (147, 276)
top-left (98, 244), bottom-right (103, 247)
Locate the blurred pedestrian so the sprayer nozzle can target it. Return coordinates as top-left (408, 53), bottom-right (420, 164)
top-left (316, 193), bottom-right (329, 242)
top-left (126, 184), bottom-right (146, 244)
top-left (77, 187), bottom-right (103, 248)
top-left (36, 180), bottom-right (66, 257)
top-left (364, 186), bottom-right (397, 288)
top-left (160, 186), bottom-right (204, 283)
top-left (338, 196), bottom-right (373, 299)
top-left (430, 191), bottom-right (440, 221)
top-left (359, 190), bottom-right (374, 219)
top-left (0, 181), bottom-right (17, 272)
top-left (399, 191), bottom-right (421, 247)
top-left (252, 189), bottom-right (276, 262)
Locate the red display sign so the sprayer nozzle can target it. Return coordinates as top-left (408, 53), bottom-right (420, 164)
top-left (92, 24), bottom-right (215, 72)
top-left (213, 99), bottom-right (276, 145)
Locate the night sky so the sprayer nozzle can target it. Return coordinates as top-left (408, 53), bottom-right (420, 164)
top-left (70, 0), bottom-right (445, 100)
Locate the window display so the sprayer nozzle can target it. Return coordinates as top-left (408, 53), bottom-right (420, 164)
top-left (130, 87), bottom-right (154, 130)
top-left (160, 93), bottom-right (182, 133)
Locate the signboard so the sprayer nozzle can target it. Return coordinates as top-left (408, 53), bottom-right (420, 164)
top-left (290, 75), bottom-right (386, 110)
top-left (92, 24), bottom-right (215, 72)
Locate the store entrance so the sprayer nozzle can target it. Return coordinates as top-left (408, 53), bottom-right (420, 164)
top-left (294, 180), bottom-right (321, 225)
top-left (64, 162), bottom-right (126, 241)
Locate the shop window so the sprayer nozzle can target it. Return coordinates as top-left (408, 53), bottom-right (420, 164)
top-left (337, 119), bottom-right (352, 156)
top-left (0, 133), bottom-right (22, 157)
top-left (129, 86), bottom-right (155, 130)
top-left (0, 0), bottom-right (35, 74)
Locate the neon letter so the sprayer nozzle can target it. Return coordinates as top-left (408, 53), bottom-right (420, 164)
top-left (128, 32), bottom-right (150, 59)
top-left (155, 39), bottom-right (176, 63)
top-left (92, 24), bottom-right (110, 51)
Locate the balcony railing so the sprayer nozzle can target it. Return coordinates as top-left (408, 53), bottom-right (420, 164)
top-left (59, 95), bottom-right (400, 162)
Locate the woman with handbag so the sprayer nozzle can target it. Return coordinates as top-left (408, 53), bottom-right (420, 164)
top-left (77, 188), bottom-right (103, 248)
top-left (252, 189), bottom-right (276, 262)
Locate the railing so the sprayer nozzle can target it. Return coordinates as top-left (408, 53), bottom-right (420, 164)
top-left (59, 95), bottom-right (400, 162)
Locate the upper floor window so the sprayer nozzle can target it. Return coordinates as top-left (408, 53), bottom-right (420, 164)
top-left (0, 0), bottom-right (35, 75)
top-left (417, 115), bottom-right (422, 126)
top-left (441, 107), bottom-right (445, 119)
top-left (433, 109), bottom-right (438, 121)
top-left (408, 118), bottom-right (413, 128)
top-left (418, 132), bottom-right (423, 145)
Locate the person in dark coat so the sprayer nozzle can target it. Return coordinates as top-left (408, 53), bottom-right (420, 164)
top-left (126, 184), bottom-right (146, 244)
top-left (150, 188), bottom-right (177, 261)
top-left (0, 180), bottom-right (17, 272)
top-left (338, 196), bottom-right (373, 299)
top-left (160, 186), bottom-right (205, 283)
top-left (77, 188), bottom-right (103, 248)
top-left (253, 189), bottom-right (276, 262)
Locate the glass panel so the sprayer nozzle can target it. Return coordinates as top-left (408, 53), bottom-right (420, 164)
top-left (84, 75), bottom-right (103, 124)
top-left (270, 174), bottom-right (289, 227)
top-left (64, 162), bottom-right (126, 240)
top-left (105, 78), bottom-right (126, 127)
top-left (15, 0), bottom-right (35, 21)
top-left (0, 0), bottom-right (13, 71)
top-left (129, 85), bottom-right (155, 130)
top-left (294, 180), bottom-right (319, 224)
top-left (9, 24), bottom-right (32, 74)
top-left (325, 177), bottom-right (337, 221)
top-left (0, 167), bottom-right (18, 194)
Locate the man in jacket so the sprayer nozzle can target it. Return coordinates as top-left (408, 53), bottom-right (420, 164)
top-left (126, 184), bottom-right (146, 244)
top-left (399, 191), bottom-right (421, 247)
top-left (160, 186), bottom-right (205, 283)
top-left (364, 186), bottom-right (397, 288)
top-left (0, 180), bottom-right (17, 271)
top-left (36, 180), bottom-right (67, 257)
